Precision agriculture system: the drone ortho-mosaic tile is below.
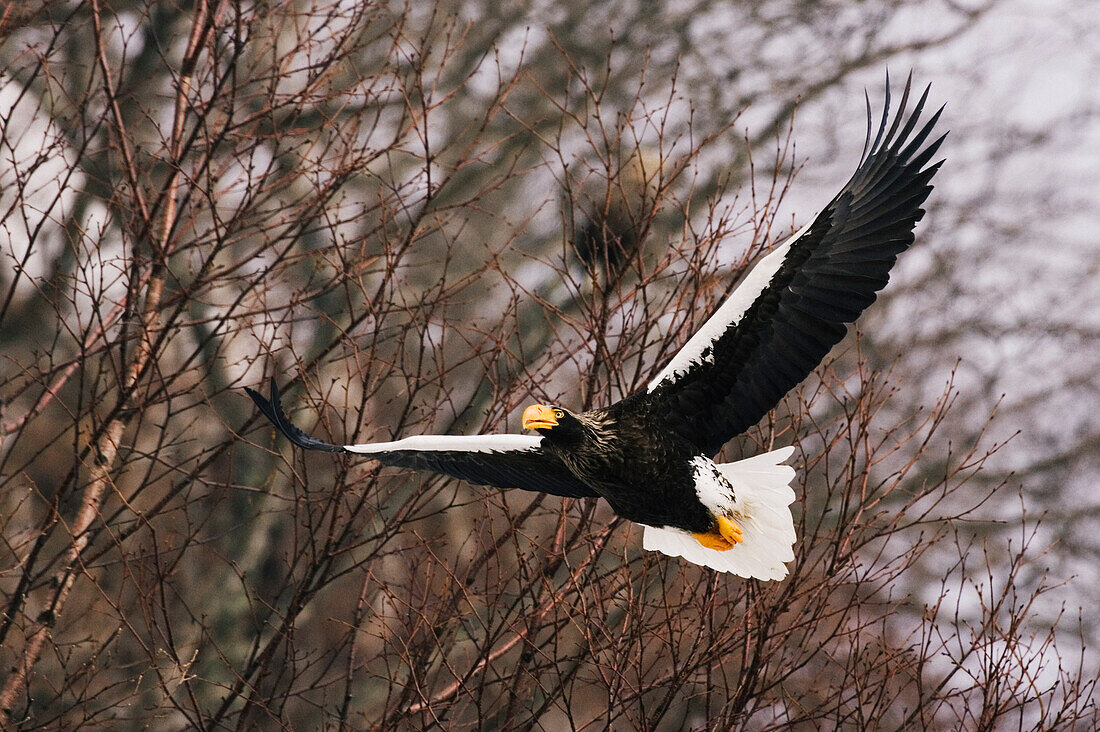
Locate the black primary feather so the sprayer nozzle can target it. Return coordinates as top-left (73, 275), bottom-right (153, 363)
top-left (245, 379), bottom-right (344, 452)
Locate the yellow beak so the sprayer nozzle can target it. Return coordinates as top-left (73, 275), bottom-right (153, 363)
top-left (522, 404), bottom-right (558, 430)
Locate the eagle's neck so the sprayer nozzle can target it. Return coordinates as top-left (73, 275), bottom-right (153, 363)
top-left (544, 411), bottom-right (617, 466)
top-left (576, 411), bottom-right (615, 452)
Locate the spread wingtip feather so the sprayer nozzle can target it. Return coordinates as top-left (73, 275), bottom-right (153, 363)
top-left (246, 379), bottom-right (345, 453)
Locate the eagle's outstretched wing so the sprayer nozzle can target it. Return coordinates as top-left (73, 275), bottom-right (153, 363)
top-left (246, 380), bottom-right (597, 498)
top-left (646, 75), bottom-right (945, 457)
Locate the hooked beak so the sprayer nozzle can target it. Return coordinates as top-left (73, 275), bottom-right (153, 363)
top-left (522, 404), bottom-right (558, 431)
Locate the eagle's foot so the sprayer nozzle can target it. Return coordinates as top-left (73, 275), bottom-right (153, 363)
top-left (716, 515), bottom-right (743, 545)
top-left (692, 516), bottom-right (744, 552)
top-left (692, 531), bottom-right (733, 551)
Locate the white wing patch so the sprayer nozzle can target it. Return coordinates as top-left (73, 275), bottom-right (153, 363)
top-left (344, 434), bottom-right (543, 455)
top-left (648, 225), bottom-right (810, 393)
top-left (642, 446), bottom-right (797, 580)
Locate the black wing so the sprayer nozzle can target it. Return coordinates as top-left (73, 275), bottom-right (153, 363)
top-left (645, 75), bottom-right (945, 457)
top-left (246, 379), bottom-right (597, 498)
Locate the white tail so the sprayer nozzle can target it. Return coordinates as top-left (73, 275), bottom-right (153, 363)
top-left (641, 446), bottom-right (798, 580)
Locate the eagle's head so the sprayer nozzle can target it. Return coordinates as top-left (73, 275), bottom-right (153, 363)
top-left (522, 403), bottom-right (570, 433)
top-left (521, 404), bottom-right (606, 450)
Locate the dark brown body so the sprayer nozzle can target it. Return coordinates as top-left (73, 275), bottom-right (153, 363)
top-left (536, 398), bottom-right (715, 533)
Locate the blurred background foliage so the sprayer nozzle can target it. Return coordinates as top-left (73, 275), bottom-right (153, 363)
top-left (0, 0), bottom-right (1096, 728)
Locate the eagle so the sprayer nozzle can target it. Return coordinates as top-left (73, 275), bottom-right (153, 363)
top-left (247, 77), bottom-right (944, 580)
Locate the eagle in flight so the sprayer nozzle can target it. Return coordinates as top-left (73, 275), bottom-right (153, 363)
top-left (247, 77), bottom-right (944, 581)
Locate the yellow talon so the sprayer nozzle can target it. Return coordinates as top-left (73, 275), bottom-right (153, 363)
top-left (716, 515), bottom-right (744, 545)
top-left (692, 516), bottom-right (744, 551)
top-left (692, 531), bottom-right (734, 551)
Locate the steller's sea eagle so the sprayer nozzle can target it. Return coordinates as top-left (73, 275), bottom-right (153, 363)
top-left (247, 76), bottom-right (944, 581)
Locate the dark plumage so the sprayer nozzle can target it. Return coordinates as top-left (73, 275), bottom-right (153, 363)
top-left (247, 76), bottom-right (945, 578)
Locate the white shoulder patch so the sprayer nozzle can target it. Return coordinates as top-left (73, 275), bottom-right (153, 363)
top-left (648, 225), bottom-right (810, 392)
top-left (344, 434), bottom-right (543, 455)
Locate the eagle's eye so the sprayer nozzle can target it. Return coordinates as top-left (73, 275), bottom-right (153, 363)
top-left (553, 409), bottom-right (564, 419)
